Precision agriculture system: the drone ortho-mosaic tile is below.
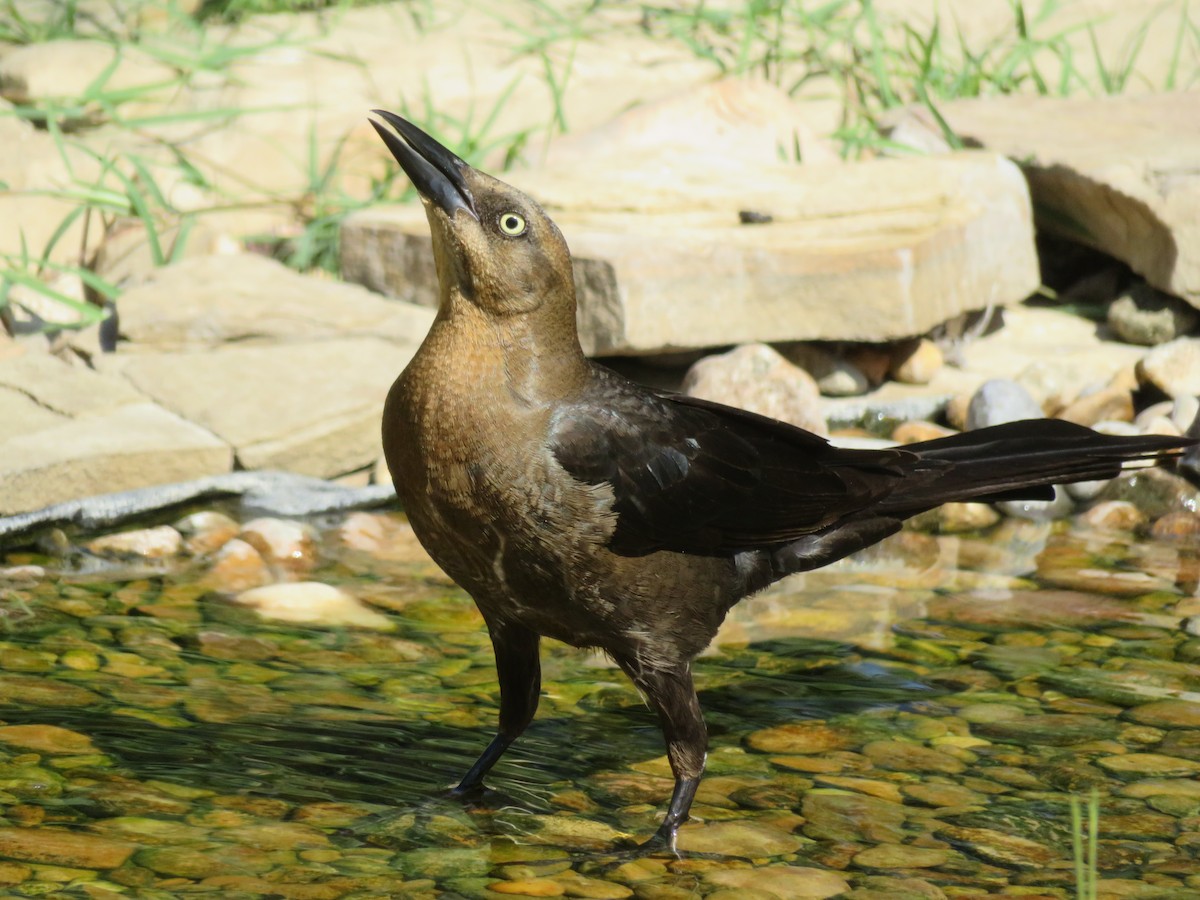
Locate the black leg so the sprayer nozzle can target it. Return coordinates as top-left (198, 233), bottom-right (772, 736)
top-left (615, 656), bottom-right (707, 854)
top-left (452, 623), bottom-right (540, 796)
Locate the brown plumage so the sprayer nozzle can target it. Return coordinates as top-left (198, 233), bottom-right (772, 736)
top-left (370, 109), bottom-right (1194, 852)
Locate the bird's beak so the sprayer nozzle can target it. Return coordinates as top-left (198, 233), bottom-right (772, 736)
top-left (370, 109), bottom-right (478, 220)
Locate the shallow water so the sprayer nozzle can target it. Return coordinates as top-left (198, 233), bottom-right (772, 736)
top-left (0, 506), bottom-right (1198, 898)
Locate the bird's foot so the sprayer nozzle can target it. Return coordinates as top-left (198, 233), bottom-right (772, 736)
top-left (444, 781), bottom-right (524, 811)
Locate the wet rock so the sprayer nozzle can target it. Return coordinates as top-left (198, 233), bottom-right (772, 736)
top-left (551, 871), bottom-right (633, 899)
top-left (902, 783), bottom-right (987, 809)
top-left (85, 525), bottom-right (183, 559)
top-left (683, 343), bottom-right (827, 435)
top-left (745, 721), bottom-right (855, 755)
top-left (1079, 500), bottom-right (1146, 531)
top-left (175, 511), bottom-right (240, 557)
top-left (927, 590), bottom-right (1139, 631)
top-left (852, 844), bottom-right (951, 869)
top-left (966, 379), bottom-right (1044, 429)
top-left (933, 824), bottom-right (1058, 869)
top-left (1098, 467), bottom-right (1200, 518)
top-left (1096, 753), bottom-right (1200, 778)
top-left (136, 844), bottom-right (275, 877)
top-left (704, 865), bottom-right (850, 898)
top-left (0, 826), bottom-right (135, 868)
top-left (1097, 811), bottom-right (1177, 840)
top-left (971, 714), bottom-right (1118, 747)
top-left (1124, 700), bottom-right (1200, 729)
top-left (489, 878), bottom-right (565, 896)
top-left (239, 517), bottom-right (318, 575)
top-left (676, 820), bottom-right (804, 857)
top-left (196, 877), bottom-right (346, 900)
top-left (204, 538), bottom-right (272, 593)
top-left (0, 725), bottom-right (96, 755)
top-left (861, 741), bottom-right (965, 774)
top-left (1149, 510), bottom-right (1200, 540)
top-left (1107, 283), bottom-right (1198, 346)
top-left (183, 678), bottom-right (291, 724)
top-left (0, 674), bottom-right (102, 708)
top-left (223, 822), bottom-right (331, 851)
top-left (236, 581), bottom-right (396, 630)
top-left (528, 815), bottom-right (628, 850)
top-left (1137, 337), bottom-right (1200, 398)
top-left (337, 512), bottom-right (435, 566)
top-left (813, 775), bottom-right (903, 804)
top-left (889, 338), bottom-right (944, 385)
top-left (801, 791), bottom-right (908, 843)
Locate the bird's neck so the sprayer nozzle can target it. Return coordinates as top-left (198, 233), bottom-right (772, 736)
top-left (427, 292), bottom-right (591, 404)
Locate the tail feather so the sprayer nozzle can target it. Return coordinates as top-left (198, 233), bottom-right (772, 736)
top-left (881, 419), bottom-right (1192, 513)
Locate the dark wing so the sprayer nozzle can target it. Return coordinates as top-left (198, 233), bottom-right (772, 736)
top-left (548, 369), bottom-right (921, 557)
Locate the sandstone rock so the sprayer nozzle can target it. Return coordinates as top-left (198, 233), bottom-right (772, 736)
top-left (114, 254), bottom-right (435, 349)
top-left (0, 352), bottom-right (145, 416)
top-left (1107, 283), bottom-right (1198, 345)
top-left (541, 78), bottom-right (839, 172)
top-left (234, 582), bottom-right (394, 630)
top-left (0, 403), bottom-right (232, 516)
top-left (889, 337), bottom-right (944, 384)
top-left (682, 343), bottom-right (827, 435)
top-left (344, 151), bottom-right (1039, 351)
top-left (0, 39), bottom-right (176, 122)
top-left (930, 92), bottom-right (1200, 308)
top-left (107, 338), bottom-right (414, 478)
top-left (1136, 337), bottom-right (1200, 398)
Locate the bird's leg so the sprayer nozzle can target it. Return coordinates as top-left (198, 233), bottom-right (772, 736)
top-left (616, 657), bottom-right (706, 854)
top-left (451, 623), bottom-right (541, 798)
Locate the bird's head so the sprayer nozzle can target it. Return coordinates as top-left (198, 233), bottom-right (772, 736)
top-left (370, 109), bottom-right (575, 320)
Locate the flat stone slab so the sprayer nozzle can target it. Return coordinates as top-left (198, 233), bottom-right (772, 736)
top-left (115, 253), bottom-right (435, 349)
top-left (1, 403), bottom-right (232, 516)
top-left (925, 92), bottom-right (1200, 307)
top-left (342, 150), bottom-right (1038, 353)
top-left (102, 338), bottom-right (417, 478)
top-left (0, 352), bottom-right (145, 415)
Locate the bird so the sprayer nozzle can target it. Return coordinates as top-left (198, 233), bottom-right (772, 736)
top-left (368, 108), bottom-right (1195, 853)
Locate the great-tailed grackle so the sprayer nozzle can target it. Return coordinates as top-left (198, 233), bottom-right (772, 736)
top-left (369, 109), bottom-right (1194, 852)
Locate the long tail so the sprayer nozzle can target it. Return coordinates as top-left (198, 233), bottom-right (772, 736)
top-left (883, 419), bottom-right (1193, 512)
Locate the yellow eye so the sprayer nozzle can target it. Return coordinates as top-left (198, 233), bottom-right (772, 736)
top-left (498, 212), bottom-right (526, 236)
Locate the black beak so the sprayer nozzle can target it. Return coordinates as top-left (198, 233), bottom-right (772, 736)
top-left (370, 109), bottom-right (477, 220)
